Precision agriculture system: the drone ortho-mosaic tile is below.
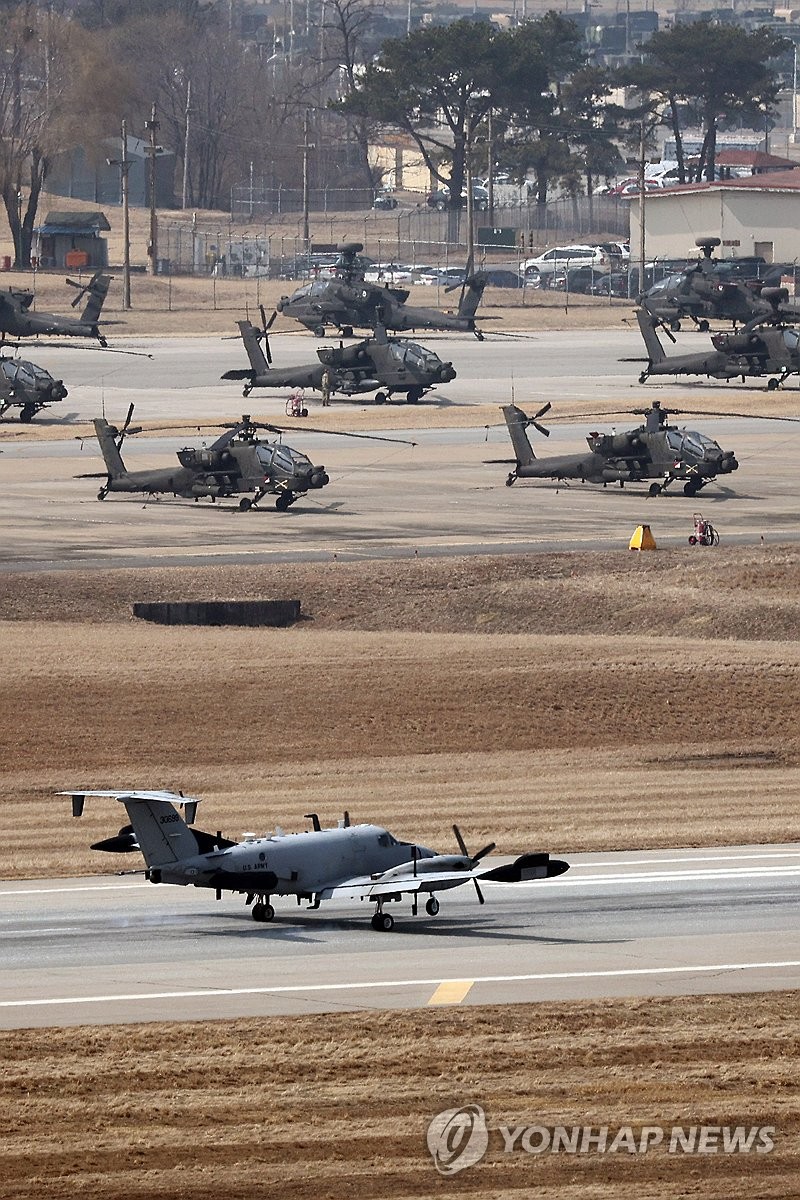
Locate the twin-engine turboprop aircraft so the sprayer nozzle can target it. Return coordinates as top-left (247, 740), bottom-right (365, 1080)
top-left (63, 790), bottom-right (569, 932)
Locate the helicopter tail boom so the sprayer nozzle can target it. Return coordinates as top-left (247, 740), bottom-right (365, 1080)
top-left (502, 404), bottom-right (537, 467)
top-left (636, 307), bottom-right (667, 366)
top-left (93, 418), bottom-right (127, 479)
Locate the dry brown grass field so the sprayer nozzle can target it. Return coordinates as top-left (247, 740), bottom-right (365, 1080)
top-left (1, 994), bottom-right (798, 1199)
top-left (1, 547), bottom-right (799, 876)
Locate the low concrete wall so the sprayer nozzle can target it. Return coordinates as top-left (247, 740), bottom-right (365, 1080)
top-left (132, 599), bottom-right (301, 627)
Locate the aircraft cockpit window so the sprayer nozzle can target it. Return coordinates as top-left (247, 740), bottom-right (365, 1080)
top-left (684, 432), bottom-right (717, 456)
top-left (377, 833), bottom-right (399, 847)
top-left (665, 430), bottom-right (684, 452)
top-left (784, 329), bottom-right (800, 351)
top-left (255, 446), bottom-right (275, 468)
top-left (273, 446), bottom-right (295, 472)
top-left (1, 361), bottom-right (18, 382)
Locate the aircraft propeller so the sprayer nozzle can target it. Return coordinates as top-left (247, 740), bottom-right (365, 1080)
top-left (453, 824), bottom-right (496, 905)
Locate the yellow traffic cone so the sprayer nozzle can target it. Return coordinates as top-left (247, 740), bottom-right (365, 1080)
top-left (629, 524), bottom-right (657, 551)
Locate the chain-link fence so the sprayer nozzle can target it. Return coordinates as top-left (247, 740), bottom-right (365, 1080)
top-left (160, 193), bottom-right (630, 278)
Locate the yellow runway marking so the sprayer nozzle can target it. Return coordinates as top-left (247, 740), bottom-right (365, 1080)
top-left (427, 979), bottom-right (474, 1006)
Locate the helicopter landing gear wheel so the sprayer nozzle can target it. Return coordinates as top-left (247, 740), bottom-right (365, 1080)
top-left (19, 404), bottom-right (35, 422)
top-left (251, 900), bottom-right (275, 922)
top-left (638, 372), bottom-right (648, 384)
top-left (698, 319), bottom-right (709, 332)
top-left (342, 326), bottom-right (353, 338)
top-left (648, 482), bottom-right (662, 497)
top-left (374, 391), bottom-right (387, 405)
top-left (767, 377), bottom-right (780, 391)
top-left (683, 480), bottom-right (701, 497)
top-left (275, 491), bottom-right (296, 512)
top-left (505, 472), bottom-right (517, 487)
top-left (313, 325), bottom-right (325, 338)
top-left (670, 319), bottom-right (681, 332)
top-left (371, 911), bottom-right (394, 932)
top-left (97, 487), bottom-right (108, 501)
top-left (425, 896), bottom-right (440, 917)
top-left (238, 497), bottom-right (252, 511)
top-left (406, 387), bottom-right (422, 404)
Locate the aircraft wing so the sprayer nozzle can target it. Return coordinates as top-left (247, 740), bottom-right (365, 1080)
top-left (321, 853), bottom-right (568, 901)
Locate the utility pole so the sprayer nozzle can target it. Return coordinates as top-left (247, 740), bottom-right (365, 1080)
top-left (107, 123), bottom-right (132, 308)
top-left (145, 102), bottom-right (160, 275)
top-left (487, 108), bottom-right (494, 227)
top-left (181, 79), bottom-right (192, 210)
top-left (302, 110), bottom-right (314, 250)
top-left (638, 121), bottom-right (647, 293)
top-left (120, 121), bottom-right (131, 309)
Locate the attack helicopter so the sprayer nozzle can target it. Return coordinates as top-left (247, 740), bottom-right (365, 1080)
top-left (642, 237), bottom-right (769, 331)
top-left (0, 354), bottom-right (67, 421)
top-left (64, 790), bottom-right (569, 932)
top-left (636, 289), bottom-right (800, 388)
top-left (86, 405), bottom-right (412, 511)
top-left (276, 241), bottom-right (489, 339)
top-left (222, 315), bottom-right (456, 404)
top-left (0, 271), bottom-right (114, 345)
top-left (500, 400), bottom-right (743, 496)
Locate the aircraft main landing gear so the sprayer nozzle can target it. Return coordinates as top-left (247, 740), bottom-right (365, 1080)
top-left (371, 910), bottom-right (394, 932)
top-left (425, 896), bottom-right (440, 916)
top-left (251, 898), bottom-right (275, 922)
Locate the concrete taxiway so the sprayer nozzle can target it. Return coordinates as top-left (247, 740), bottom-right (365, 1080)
top-left (1, 331), bottom-right (800, 569)
top-left (1, 845), bottom-right (799, 1028)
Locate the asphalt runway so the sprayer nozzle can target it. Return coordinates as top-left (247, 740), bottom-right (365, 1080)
top-left (2, 331), bottom-right (800, 569)
top-left (1, 845), bottom-right (798, 1028)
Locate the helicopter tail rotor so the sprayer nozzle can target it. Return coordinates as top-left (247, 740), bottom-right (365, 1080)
top-left (522, 401), bottom-right (552, 437)
top-left (111, 402), bottom-right (142, 451)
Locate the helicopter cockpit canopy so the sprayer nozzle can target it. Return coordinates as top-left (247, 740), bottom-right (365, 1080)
top-left (256, 443), bottom-right (312, 474)
top-left (1, 359), bottom-right (54, 387)
top-left (665, 428), bottom-right (721, 459)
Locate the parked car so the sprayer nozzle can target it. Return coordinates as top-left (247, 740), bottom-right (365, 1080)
top-left (589, 272), bottom-right (631, 298)
top-left (551, 265), bottom-right (611, 294)
top-left (597, 241), bottom-right (630, 262)
top-left (363, 262), bottom-right (415, 284)
top-left (373, 193), bottom-right (398, 210)
top-left (416, 265), bottom-right (467, 286)
top-left (607, 178), bottom-right (665, 197)
top-left (482, 268), bottom-right (525, 289)
top-left (520, 245), bottom-right (608, 286)
top-left (426, 185), bottom-right (490, 212)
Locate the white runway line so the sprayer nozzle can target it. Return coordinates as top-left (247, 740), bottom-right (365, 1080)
top-left (2, 959), bottom-right (800, 1011)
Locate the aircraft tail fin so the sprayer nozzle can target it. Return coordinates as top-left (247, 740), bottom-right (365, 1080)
top-left (63, 790), bottom-right (202, 867)
top-left (637, 305), bottom-right (666, 365)
top-left (236, 319), bottom-right (269, 375)
top-left (458, 273), bottom-right (488, 321)
top-left (502, 404), bottom-right (536, 466)
top-left (93, 418), bottom-right (127, 479)
top-left (78, 272), bottom-right (112, 326)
